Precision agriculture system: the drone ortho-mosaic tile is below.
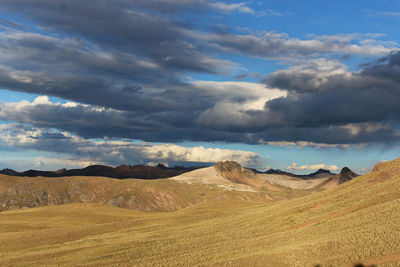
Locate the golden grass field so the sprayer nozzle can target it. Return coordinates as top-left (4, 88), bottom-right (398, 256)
top-left (1, 159), bottom-right (400, 266)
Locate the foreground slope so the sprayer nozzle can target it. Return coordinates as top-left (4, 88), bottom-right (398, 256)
top-left (1, 158), bottom-right (400, 266)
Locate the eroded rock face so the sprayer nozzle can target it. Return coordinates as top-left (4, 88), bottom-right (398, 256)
top-left (214, 161), bottom-right (256, 184)
top-left (215, 161), bottom-right (242, 173)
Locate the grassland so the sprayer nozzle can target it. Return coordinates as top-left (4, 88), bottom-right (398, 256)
top-left (1, 159), bottom-right (400, 266)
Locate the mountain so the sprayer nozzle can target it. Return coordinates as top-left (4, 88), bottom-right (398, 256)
top-left (265, 168), bottom-right (335, 179)
top-left (0, 164), bottom-right (337, 180)
top-left (265, 168), bottom-right (298, 177)
top-left (0, 161), bottom-right (354, 212)
top-left (302, 168), bottom-right (335, 178)
top-left (0, 161), bottom-right (357, 211)
top-left (337, 166), bottom-right (359, 183)
top-left (0, 164), bottom-right (201, 179)
top-left (1, 158), bottom-right (399, 266)
top-left (320, 167), bottom-right (359, 189)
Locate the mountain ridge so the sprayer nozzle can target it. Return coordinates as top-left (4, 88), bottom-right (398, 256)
top-left (0, 164), bottom-right (203, 179)
top-left (0, 162), bottom-right (341, 180)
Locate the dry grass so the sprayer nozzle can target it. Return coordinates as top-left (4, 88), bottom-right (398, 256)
top-left (1, 158), bottom-right (400, 266)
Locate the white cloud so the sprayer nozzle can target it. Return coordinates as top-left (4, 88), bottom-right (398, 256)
top-left (375, 11), bottom-right (400, 18)
top-left (141, 144), bottom-right (259, 165)
top-left (34, 157), bottom-right (101, 169)
top-left (286, 162), bottom-right (339, 172)
top-left (191, 81), bottom-right (286, 110)
top-left (195, 81), bottom-right (286, 127)
top-left (209, 2), bottom-right (255, 14)
top-left (0, 124), bottom-right (261, 168)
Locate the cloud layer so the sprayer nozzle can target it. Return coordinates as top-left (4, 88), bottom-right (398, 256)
top-left (287, 162), bottom-right (339, 172)
top-left (0, 0), bottom-right (399, 158)
top-left (0, 123), bottom-right (261, 168)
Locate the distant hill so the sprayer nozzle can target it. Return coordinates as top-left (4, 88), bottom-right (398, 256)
top-left (265, 168), bottom-right (336, 179)
top-left (0, 161), bottom-right (357, 211)
top-left (0, 164), bottom-right (202, 179)
top-left (0, 163), bottom-right (336, 180)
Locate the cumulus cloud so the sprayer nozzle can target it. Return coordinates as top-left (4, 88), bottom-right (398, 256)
top-left (0, 124), bottom-right (261, 168)
top-left (286, 162), bottom-right (339, 172)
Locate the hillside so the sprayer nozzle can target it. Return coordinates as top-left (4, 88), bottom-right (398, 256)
top-left (0, 174), bottom-right (271, 212)
top-left (0, 158), bottom-right (399, 266)
top-left (0, 161), bottom-right (356, 211)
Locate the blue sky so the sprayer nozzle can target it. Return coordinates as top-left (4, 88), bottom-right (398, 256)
top-left (0, 0), bottom-right (399, 174)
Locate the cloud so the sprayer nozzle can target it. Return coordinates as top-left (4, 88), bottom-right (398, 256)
top-left (208, 2), bottom-right (254, 14)
top-left (0, 82), bottom-right (284, 142)
top-left (34, 157), bottom-right (100, 169)
top-left (286, 162), bottom-right (339, 172)
top-left (0, 0), bottom-right (399, 147)
top-left (256, 9), bottom-right (284, 17)
top-left (260, 53), bottom-right (400, 131)
top-left (201, 32), bottom-right (396, 59)
top-left (0, 124), bottom-right (261, 168)
top-left (265, 141), bottom-right (353, 150)
top-left (375, 11), bottom-right (400, 18)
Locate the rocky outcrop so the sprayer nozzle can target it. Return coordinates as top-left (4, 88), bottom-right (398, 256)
top-left (320, 167), bottom-right (358, 189)
top-left (337, 167), bottom-right (358, 184)
top-left (214, 161), bottom-right (256, 185)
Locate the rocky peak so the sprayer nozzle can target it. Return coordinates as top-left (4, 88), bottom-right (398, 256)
top-left (214, 161), bottom-right (242, 173)
top-left (338, 167), bottom-right (358, 183)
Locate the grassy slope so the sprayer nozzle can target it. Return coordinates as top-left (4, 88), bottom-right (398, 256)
top-left (1, 159), bottom-right (400, 266)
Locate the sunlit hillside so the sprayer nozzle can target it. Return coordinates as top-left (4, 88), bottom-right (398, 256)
top-left (1, 158), bottom-right (400, 266)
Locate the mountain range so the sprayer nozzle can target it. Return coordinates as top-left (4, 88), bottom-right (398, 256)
top-left (0, 163), bottom-right (338, 180)
top-left (0, 164), bottom-right (202, 179)
top-left (0, 161), bottom-right (357, 211)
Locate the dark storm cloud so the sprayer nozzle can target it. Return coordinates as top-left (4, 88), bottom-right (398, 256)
top-left (262, 52), bottom-right (400, 127)
top-left (0, 0), bottom-right (238, 113)
top-left (196, 53), bottom-right (400, 144)
top-left (0, 0), bottom-right (235, 74)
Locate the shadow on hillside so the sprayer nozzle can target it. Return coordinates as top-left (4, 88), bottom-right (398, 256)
top-left (315, 264), bottom-right (376, 267)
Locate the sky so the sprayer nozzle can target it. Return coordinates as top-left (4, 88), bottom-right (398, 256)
top-left (0, 0), bottom-right (399, 174)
